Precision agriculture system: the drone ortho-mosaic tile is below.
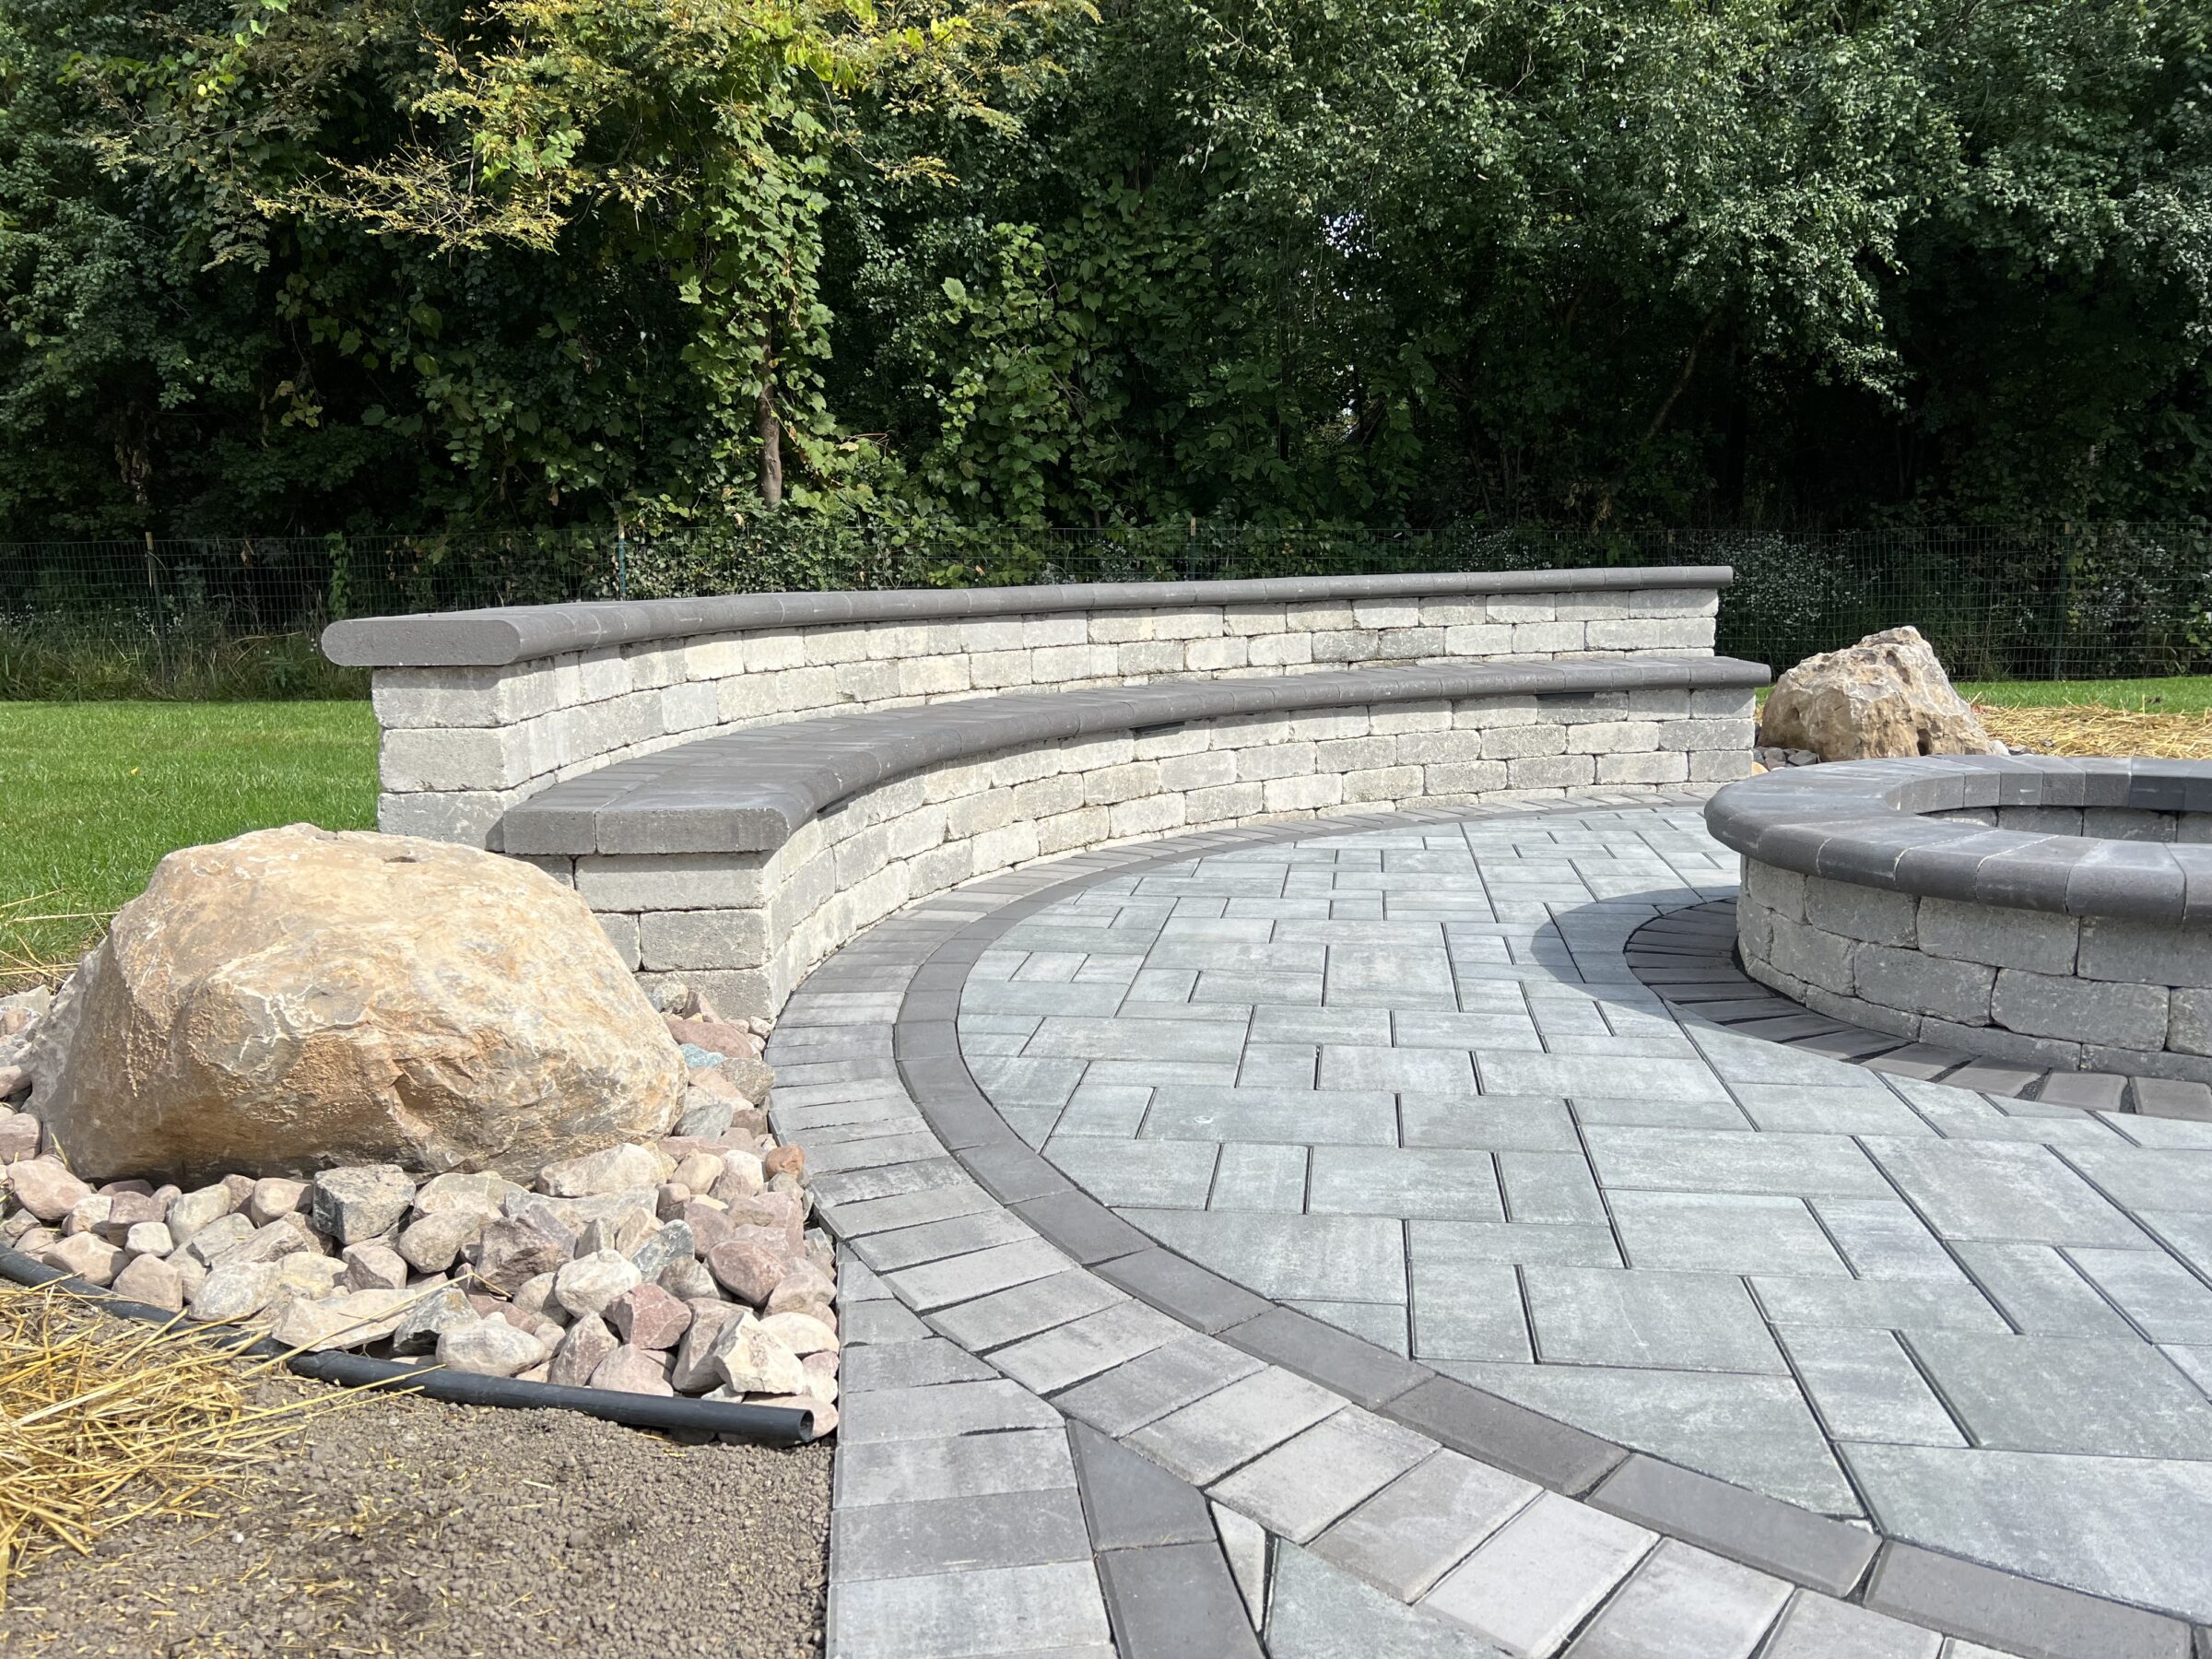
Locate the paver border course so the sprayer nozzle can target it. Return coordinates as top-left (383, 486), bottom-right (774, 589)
top-left (771, 796), bottom-right (2201, 1658)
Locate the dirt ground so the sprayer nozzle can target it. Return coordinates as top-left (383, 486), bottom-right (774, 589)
top-left (0, 1377), bottom-right (831, 1658)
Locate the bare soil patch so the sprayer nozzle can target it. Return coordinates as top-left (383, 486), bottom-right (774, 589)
top-left (0, 1374), bottom-right (830, 1658)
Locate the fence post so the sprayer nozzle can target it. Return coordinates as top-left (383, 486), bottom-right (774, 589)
top-left (2054, 526), bottom-right (2074, 682)
top-left (143, 531), bottom-right (171, 687)
top-left (616, 518), bottom-right (629, 602)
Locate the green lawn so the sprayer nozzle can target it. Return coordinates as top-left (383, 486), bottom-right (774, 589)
top-left (0, 701), bottom-right (379, 983)
top-left (1953, 677), bottom-right (2212, 713)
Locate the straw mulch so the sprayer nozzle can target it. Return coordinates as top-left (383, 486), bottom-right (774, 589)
top-left (0, 1281), bottom-right (359, 1610)
top-left (1974, 703), bottom-right (2212, 761)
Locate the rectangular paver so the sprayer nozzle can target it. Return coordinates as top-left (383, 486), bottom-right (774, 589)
top-left (830, 1487), bottom-right (1093, 1582)
top-left (827, 1559), bottom-right (1112, 1658)
top-left (1776, 1326), bottom-right (1965, 1448)
top-left (1311, 1450), bottom-right (1540, 1601)
top-left (1420, 1490), bottom-right (1656, 1656)
top-left (990, 1299), bottom-right (1190, 1394)
top-left (1561, 1539), bottom-right (1792, 1659)
top-left (1054, 1334), bottom-right (1267, 1436)
top-left (1206, 1408), bottom-right (1433, 1543)
top-left (835, 1427), bottom-right (1077, 1508)
top-left (1525, 1267), bottom-right (1784, 1373)
top-left (1125, 1364), bottom-right (1347, 1485)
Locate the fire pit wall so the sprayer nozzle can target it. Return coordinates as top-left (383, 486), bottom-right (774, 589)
top-left (1706, 758), bottom-right (2212, 1082)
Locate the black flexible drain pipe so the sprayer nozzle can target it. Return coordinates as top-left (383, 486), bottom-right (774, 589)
top-left (0, 1242), bottom-right (821, 1445)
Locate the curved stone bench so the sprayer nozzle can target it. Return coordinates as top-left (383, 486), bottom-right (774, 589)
top-left (506, 655), bottom-right (1768, 1016)
top-left (324, 568), bottom-right (1735, 847)
top-left (1707, 756), bottom-right (2212, 1080)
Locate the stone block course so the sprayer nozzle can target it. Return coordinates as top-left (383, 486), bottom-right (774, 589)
top-left (1725, 759), bottom-right (2212, 1080)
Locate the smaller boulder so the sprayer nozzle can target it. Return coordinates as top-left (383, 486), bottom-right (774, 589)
top-left (705, 1234), bottom-right (796, 1306)
top-left (246, 1178), bottom-right (310, 1228)
top-left (184, 1213), bottom-right (258, 1267)
top-left (553, 1250), bottom-right (641, 1320)
top-left (112, 1253), bottom-right (184, 1311)
top-left (41, 1233), bottom-right (124, 1286)
top-left (755, 1311), bottom-right (838, 1357)
top-left (628, 1220), bottom-right (695, 1283)
top-left (438, 1318), bottom-right (543, 1378)
top-left (658, 1257), bottom-right (719, 1303)
top-left (343, 1241), bottom-right (409, 1292)
top-left (589, 1344), bottom-right (676, 1396)
top-left (311, 1166), bottom-right (416, 1246)
top-left (670, 1300), bottom-right (747, 1393)
top-left (166, 1184), bottom-right (237, 1247)
top-left (122, 1221), bottom-right (175, 1258)
top-left (6, 1158), bottom-right (89, 1223)
top-left (469, 1217), bottom-right (571, 1294)
top-left (713, 1317), bottom-right (807, 1396)
top-left (412, 1171), bottom-right (522, 1224)
top-left (548, 1314), bottom-right (619, 1387)
top-left (189, 1260), bottom-right (281, 1323)
top-left (538, 1143), bottom-right (668, 1199)
top-left (391, 1284), bottom-right (477, 1356)
top-left (606, 1283), bottom-right (691, 1351)
top-left (396, 1211), bottom-right (479, 1276)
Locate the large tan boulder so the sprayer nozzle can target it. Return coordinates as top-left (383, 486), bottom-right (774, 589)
top-left (21, 825), bottom-right (683, 1183)
top-left (1759, 626), bottom-right (2005, 761)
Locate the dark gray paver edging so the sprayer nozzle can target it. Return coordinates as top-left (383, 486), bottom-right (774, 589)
top-left (845, 795), bottom-right (2200, 1659)
top-left (1704, 755), bottom-right (2212, 924)
top-left (1624, 897), bottom-right (2212, 1119)
top-left (501, 653), bottom-right (1770, 855)
top-left (324, 565), bottom-right (1737, 667)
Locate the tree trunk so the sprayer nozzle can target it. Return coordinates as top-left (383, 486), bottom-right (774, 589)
top-left (758, 380), bottom-right (783, 507)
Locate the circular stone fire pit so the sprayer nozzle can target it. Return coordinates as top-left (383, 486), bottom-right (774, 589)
top-left (1705, 756), bottom-right (2212, 1080)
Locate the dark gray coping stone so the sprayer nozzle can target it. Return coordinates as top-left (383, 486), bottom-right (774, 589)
top-left (1623, 897), bottom-right (2210, 1118)
top-left (323, 566), bottom-right (1737, 666)
top-left (1705, 756), bottom-right (2212, 924)
top-left (1382, 1375), bottom-right (1625, 1496)
top-left (504, 654), bottom-right (1771, 855)
top-left (1094, 1541), bottom-right (1265, 1659)
top-left (1069, 1423), bottom-right (1218, 1550)
top-left (1862, 1542), bottom-right (2190, 1659)
top-left (1011, 1191), bottom-right (1155, 1265)
top-left (792, 800), bottom-right (2194, 1654)
top-left (1588, 1453), bottom-right (1877, 1598)
top-left (1095, 1247), bottom-right (1273, 1335)
top-left (1215, 1306), bottom-right (1430, 1411)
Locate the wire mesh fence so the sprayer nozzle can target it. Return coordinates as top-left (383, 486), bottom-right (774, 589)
top-left (3, 523), bottom-right (2208, 699)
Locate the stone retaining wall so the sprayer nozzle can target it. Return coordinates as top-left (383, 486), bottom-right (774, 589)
top-left (528, 685), bottom-right (1757, 1017)
top-left (326, 571), bottom-right (1729, 849)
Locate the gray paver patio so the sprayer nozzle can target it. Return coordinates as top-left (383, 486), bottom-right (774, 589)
top-left (954, 803), bottom-right (2212, 1619)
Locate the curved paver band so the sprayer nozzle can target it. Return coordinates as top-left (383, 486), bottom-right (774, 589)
top-left (773, 796), bottom-right (2201, 1659)
top-left (326, 567), bottom-right (1737, 666)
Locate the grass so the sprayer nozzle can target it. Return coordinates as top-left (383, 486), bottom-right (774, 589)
top-left (1954, 677), bottom-right (2212, 713)
top-left (0, 701), bottom-right (378, 986)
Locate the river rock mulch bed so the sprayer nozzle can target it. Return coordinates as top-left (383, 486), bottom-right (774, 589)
top-left (0, 988), bottom-right (838, 1430)
top-left (0, 1374), bottom-right (832, 1658)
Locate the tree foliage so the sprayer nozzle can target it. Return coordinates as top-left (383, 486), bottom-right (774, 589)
top-left (2, 0), bottom-right (2206, 538)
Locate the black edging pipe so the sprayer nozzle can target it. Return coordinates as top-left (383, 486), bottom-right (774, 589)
top-left (0, 1242), bottom-right (820, 1446)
